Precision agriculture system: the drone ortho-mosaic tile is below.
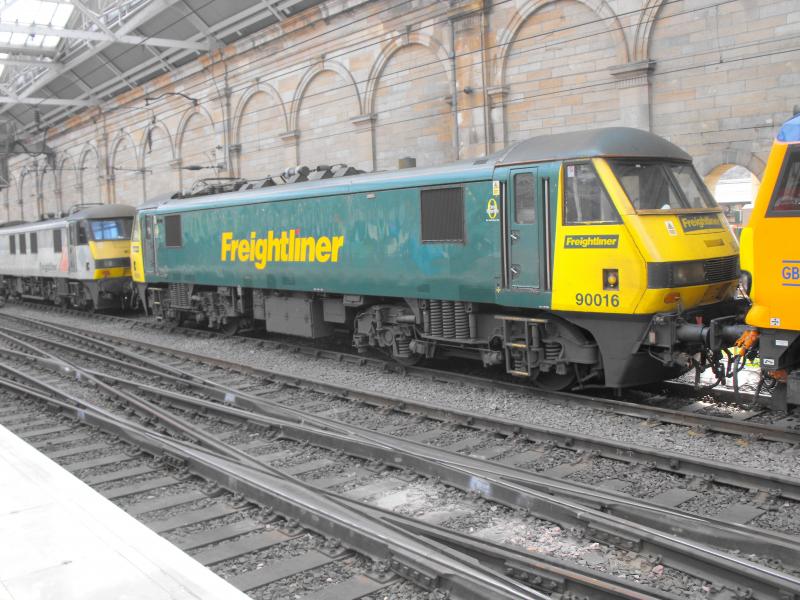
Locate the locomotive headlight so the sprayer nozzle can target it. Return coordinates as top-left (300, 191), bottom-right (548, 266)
top-left (603, 268), bottom-right (619, 290)
top-left (671, 262), bottom-right (705, 286)
top-left (648, 260), bottom-right (708, 289)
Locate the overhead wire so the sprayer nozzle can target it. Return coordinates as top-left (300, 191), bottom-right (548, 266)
top-left (101, 30), bottom-right (800, 184)
top-left (51, 0), bottom-right (756, 167)
top-left (3, 0), bottom-right (796, 211)
top-left (35, 0), bottom-right (706, 131)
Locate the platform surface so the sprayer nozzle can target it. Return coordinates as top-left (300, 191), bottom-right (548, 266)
top-left (0, 423), bottom-right (250, 600)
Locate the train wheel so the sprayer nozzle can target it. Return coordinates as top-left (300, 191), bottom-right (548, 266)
top-left (392, 353), bottom-right (422, 367)
top-left (165, 311), bottom-right (185, 331)
top-left (221, 318), bottom-right (239, 337)
top-left (533, 365), bottom-right (583, 391)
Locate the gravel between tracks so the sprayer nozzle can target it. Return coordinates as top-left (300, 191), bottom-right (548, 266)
top-left (4, 305), bottom-right (798, 482)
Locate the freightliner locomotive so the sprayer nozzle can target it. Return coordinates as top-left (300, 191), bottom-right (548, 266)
top-left (129, 127), bottom-right (741, 391)
top-left (0, 204), bottom-right (135, 311)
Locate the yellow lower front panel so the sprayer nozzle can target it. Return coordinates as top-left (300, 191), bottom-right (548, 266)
top-left (93, 267), bottom-right (131, 280)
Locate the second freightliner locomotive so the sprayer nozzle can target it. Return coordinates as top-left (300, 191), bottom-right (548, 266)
top-left (0, 204), bottom-right (135, 311)
top-left (130, 127), bottom-right (741, 391)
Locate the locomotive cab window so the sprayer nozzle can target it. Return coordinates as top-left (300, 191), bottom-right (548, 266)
top-left (29, 232), bottom-right (37, 254)
top-left (563, 162), bottom-right (620, 225)
top-left (164, 214), bottom-right (182, 248)
top-left (608, 160), bottom-right (716, 211)
top-left (421, 187), bottom-right (464, 243)
top-left (53, 229), bottom-right (62, 253)
top-left (18, 233), bottom-right (26, 254)
top-left (89, 217), bottom-right (133, 241)
top-left (9, 235), bottom-right (15, 255)
top-left (514, 173), bottom-right (536, 224)
top-left (767, 146), bottom-right (800, 215)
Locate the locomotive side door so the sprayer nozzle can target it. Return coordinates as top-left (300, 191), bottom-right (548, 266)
top-left (507, 167), bottom-right (542, 289)
top-left (144, 214), bottom-right (157, 274)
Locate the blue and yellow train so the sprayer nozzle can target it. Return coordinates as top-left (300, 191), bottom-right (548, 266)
top-left (128, 127), bottom-right (741, 391)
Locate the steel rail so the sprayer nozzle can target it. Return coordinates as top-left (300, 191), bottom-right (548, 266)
top-left (0, 375), bottom-right (544, 600)
top-left (5, 330), bottom-right (796, 570)
top-left (1, 304), bottom-right (771, 415)
top-left (0, 373), bottom-right (665, 600)
top-left (92, 368), bottom-right (800, 563)
top-left (3, 314), bottom-right (798, 504)
top-left (1, 332), bottom-right (797, 600)
top-left (7, 323), bottom-right (793, 573)
top-left (2, 310), bottom-right (793, 445)
top-left (1, 364), bottom-right (793, 600)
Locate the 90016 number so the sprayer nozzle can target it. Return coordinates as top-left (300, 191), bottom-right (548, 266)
top-left (576, 292), bottom-right (619, 308)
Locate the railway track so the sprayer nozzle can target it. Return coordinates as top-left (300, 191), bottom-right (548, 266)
top-left (7, 300), bottom-right (796, 429)
top-left (0, 315), bottom-right (692, 600)
top-left (1, 311), bottom-right (800, 599)
top-left (0, 388), bottom-right (412, 599)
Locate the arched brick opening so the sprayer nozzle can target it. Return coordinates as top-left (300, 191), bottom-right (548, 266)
top-left (293, 64), bottom-right (366, 169)
top-left (59, 156), bottom-right (80, 212)
top-left (372, 42), bottom-right (454, 170)
top-left (111, 133), bottom-right (141, 205)
top-left (40, 167), bottom-right (59, 217)
top-left (142, 122), bottom-right (178, 202)
top-left (234, 86), bottom-right (289, 179)
top-left (501, 0), bottom-right (624, 144)
top-left (19, 169), bottom-right (36, 221)
top-left (79, 147), bottom-right (102, 205)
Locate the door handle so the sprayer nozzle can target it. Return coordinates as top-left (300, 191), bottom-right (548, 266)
top-left (510, 230), bottom-right (520, 242)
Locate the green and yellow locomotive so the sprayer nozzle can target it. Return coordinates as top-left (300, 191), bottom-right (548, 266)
top-left (130, 128), bottom-right (740, 390)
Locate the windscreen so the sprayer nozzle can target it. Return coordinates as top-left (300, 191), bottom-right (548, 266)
top-left (608, 160), bottom-right (717, 211)
top-left (89, 217), bottom-right (133, 241)
top-left (769, 147), bottom-right (800, 214)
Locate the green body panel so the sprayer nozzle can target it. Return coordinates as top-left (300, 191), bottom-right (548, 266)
top-left (141, 161), bottom-right (557, 309)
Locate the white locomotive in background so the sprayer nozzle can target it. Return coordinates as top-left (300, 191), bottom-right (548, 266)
top-left (0, 204), bottom-right (135, 311)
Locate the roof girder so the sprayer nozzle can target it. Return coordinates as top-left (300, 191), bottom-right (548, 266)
top-left (5, 0), bottom-right (311, 128)
top-left (0, 95), bottom-right (96, 106)
top-left (0, 0), bottom-right (204, 116)
top-left (0, 22), bottom-right (208, 50)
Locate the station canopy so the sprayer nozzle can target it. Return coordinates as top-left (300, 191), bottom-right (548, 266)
top-left (0, 0), bottom-right (323, 134)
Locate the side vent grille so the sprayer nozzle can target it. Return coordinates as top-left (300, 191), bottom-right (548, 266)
top-left (168, 283), bottom-right (191, 309)
top-left (420, 187), bottom-right (464, 243)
